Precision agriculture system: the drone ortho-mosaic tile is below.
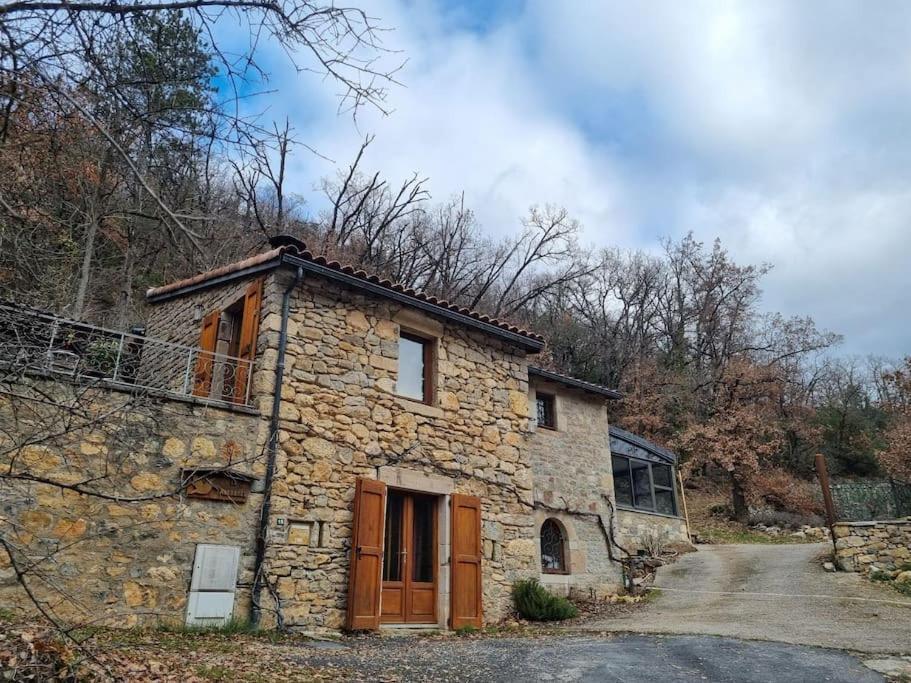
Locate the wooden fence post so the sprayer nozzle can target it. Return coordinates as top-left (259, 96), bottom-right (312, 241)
top-left (815, 453), bottom-right (839, 555)
top-left (815, 453), bottom-right (837, 527)
top-left (677, 470), bottom-right (692, 543)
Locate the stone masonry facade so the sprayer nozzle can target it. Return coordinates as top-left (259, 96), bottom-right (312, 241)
top-left (2, 258), bottom-right (661, 632)
top-left (614, 508), bottom-right (689, 552)
top-left (256, 270), bottom-right (538, 630)
top-left (0, 376), bottom-right (267, 626)
top-left (526, 379), bottom-right (624, 596)
top-left (834, 520), bottom-right (911, 572)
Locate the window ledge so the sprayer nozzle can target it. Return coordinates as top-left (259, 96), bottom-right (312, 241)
top-left (394, 396), bottom-right (443, 419)
top-left (616, 505), bottom-right (682, 521)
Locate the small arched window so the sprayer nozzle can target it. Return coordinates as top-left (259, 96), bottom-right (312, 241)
top-left (540, 518), bottom-right (568, 574)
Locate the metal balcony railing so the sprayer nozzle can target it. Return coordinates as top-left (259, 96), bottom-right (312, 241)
top-left (0, 302), bottom-right (256, 407)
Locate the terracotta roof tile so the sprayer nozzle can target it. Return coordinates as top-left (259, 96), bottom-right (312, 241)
top-left (145, 247), bottom-right (287, 299)
top-left (145, 241), bottom-right (546, 345)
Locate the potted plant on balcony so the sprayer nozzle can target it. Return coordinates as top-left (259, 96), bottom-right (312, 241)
top-left (82, 338), bottom-right (120, 378)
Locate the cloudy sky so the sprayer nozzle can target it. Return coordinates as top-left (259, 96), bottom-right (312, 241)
top-left (242, 0), bottom-right (911, 357)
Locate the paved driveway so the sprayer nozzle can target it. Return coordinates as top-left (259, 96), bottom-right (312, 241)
top-left (294, 633), bottom-right (882, 682)
top-left (582, 543), bottom-right (911, 654)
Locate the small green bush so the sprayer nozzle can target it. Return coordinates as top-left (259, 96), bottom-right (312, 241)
top-left (870, 569), bottom-right (892, 583)
top-left (511, 578), bottom-right (578, 621)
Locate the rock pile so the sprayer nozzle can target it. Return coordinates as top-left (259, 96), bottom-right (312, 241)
top-left (750, 523), bottom-right (831, 540)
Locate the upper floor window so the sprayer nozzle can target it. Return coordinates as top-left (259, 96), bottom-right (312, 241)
top-left (611, 455), bottom-right (677, 516)
top-left (536, 393), bottom-right (556, 429)
top-left (396, 331), bottom-right (433, 403)
top-left (193, 278), bottom-right (262, 405)
top-left (540, 518), bottom-right (568, 574)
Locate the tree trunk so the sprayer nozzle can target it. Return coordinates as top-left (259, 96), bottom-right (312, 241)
top-left (73, 149), bottom-right (111, 319)
top-left (118, 239), bottom-right (134, 329)
top-left (731, 475), bottom-right (749, 523)
top-left (73, 210), bottom-right (99, 320)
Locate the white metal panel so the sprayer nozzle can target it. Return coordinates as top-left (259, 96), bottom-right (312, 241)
top-left (190, 544), bottom-right (240, 591)
top-left (186, 591), bottom-right (235, 626)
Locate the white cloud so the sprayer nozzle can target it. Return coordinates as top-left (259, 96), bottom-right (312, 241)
top-left (248, 0), bottom-right (911, 356)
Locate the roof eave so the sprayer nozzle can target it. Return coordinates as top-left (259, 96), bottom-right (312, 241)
top-left (529, 366), bottom-right (622, 399)
top-left (609, 426), bottom-right (677, 463)
top-left (143, 252), bottom-right (546, 352)
top-left (145, 256), bottom-right (283, 303)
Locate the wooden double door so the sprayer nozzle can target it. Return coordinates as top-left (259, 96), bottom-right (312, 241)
top-left (380, 490), bottom-right (437, 624)
top-left (346, 477), bottom-right (482, 631)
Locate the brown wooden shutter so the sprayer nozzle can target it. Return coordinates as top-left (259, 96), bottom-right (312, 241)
top-left (232, 278), bottom-right (263, 403)
top-left (450, 493), bottom-right (483, 629)
top-left (192, 310), bottom-right (220, 397)
top-left (346, 477), bottom-right (387, 630)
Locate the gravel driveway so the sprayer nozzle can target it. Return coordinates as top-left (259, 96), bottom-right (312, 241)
top-left (581, 542), bottom-right (911, 653)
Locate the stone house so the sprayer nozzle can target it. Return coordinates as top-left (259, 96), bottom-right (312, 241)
top-left (0, 237), bottom-right (690, 632)
top-left (526, 367), bottom-right (625, 596)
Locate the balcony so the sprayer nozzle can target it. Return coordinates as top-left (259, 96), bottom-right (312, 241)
top-left (0, 302), bottom-right (256, 408)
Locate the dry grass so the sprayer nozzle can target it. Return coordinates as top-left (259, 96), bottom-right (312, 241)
top-left (683, 483), bottom-right (821, 545)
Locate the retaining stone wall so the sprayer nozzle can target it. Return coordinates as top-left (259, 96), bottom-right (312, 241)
top-left (615, 508), bottom-right (690, 552)
top-left (0, 377), bottom-right (268, 626)
top-left (833, 519), bottom-right (911, 572)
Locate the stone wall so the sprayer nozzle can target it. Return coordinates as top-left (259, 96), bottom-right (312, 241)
top-left (833, 520), bottom-right (911, 572)
top-left (615, 508), bottom-right (690, 552)
top-left (0, 376), bottom-right (269, 626)
top-left (6, 264), bottom-right (656, 632)
top-left (526, 381), bottom-right (624, 596)
top-left (258, 270), bottom-right (538, 631)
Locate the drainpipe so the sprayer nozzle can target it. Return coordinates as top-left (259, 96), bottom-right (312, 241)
top-left (251, 266), bottom-right (303, 627)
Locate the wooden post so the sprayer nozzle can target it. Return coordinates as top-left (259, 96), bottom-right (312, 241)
top-left (815, 453), bottom-right (840, 556)
top-left (677, 470), bottom-right (692, 543)
top-left (815, 453), bottom-right (837, 527)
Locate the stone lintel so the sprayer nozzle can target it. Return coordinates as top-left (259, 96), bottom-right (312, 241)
top-left (377, 466), bottom-right (455, 495)
top-left (393, 308), bottom-right (444, 338)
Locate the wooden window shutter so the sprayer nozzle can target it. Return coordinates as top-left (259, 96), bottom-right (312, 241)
top-left (450, 493), bottom-right (483, 629)
top-left (232, 278), bottom-right (263, 403)
top-left (193, 310), bottom-right (220, 397)
top-left (346, 477), bottom-right (387, 630)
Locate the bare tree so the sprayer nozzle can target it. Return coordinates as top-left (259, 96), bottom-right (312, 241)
top-left (0, 1), bottom-right (401, 318)
top-left (231, 118), bottom-right (310, 240)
